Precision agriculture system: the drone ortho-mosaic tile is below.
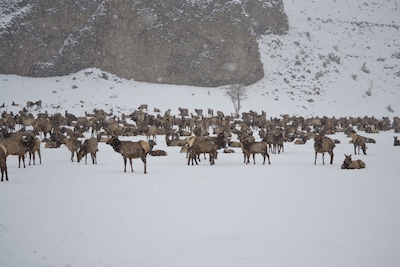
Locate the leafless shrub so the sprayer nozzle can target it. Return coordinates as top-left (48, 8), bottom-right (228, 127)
top-left (225, 84), bottom-right (247, 116)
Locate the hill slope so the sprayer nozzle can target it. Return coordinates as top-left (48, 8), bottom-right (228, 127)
top-left (1, 0), bottom-right (399, 118)
top-left (0, 0), bottom-right (289, 87)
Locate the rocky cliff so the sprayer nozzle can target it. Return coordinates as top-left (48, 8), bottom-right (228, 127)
top-left (0, 0), bottom-right (288, 87)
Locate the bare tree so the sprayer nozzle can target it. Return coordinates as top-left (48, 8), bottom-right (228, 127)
top-left (226, 84), bottom-right (247, 116)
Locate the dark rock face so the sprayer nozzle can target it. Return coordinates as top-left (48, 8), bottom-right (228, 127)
top-left (0, 0), bottom-right (288, 87)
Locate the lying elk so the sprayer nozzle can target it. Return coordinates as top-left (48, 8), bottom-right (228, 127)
top-left (341, 154), bottom-right (366, 169)
top-left (314, 135), bottom-right (335, 165)
top-left (106, 136), bottom-right (149, 173)
top-left (77, 137), bottom-right (98, 164)
top-left (148, 140), bottom-right (167, 156)
top-left (394, 136), bottom-right (400, 146)
top-left (0, 144), bottom-right (8, 182)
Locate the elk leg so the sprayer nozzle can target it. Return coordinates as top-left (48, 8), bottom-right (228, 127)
top-left (123, 157), bottom-right (127, 172)
top-left (141, 155), bottom-right (147, 174)
top-left (129, 158), bottom-right (133, 172)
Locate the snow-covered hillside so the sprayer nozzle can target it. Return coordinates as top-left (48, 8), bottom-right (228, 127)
top-left (254, 0), bottom-right (400, 117)
top-left (1, 0), bottom-right (400, 118)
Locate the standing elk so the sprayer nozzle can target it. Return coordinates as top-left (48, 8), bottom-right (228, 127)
top-left (341, 154), bottom-right (366, 169)
top-left (240, 137), bottom-right (271, 165)
top-left (0, 144), bottom-right (8, 182)
top-left (106, 136), bottom-right (149, 173)
top-left (186, 133), bottom-right (227, 165)
top-left (187, 137), bottom-right (219, 165)
top-left (0, 133), bottom-right (30, 168)
top-left (353, 135), bottom-right (367, 155)
top-left (26, 136), bottom-right (41, 165)
top-left (77, 137), bottom-right (98, 164)
top-left (65, 137), bottom-right (81, 162)
top-left (141, 125), bottom-right (157, 142)
top-left (314, 135), bottom-right (335, 165)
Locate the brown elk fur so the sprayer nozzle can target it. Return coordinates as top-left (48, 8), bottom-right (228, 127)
top-left (147, 140), bottom-right (167, 156)
top-left (353, 135), bottom-right (367, 155)
top-left (0, 144), bottom-right (8, 182)
top-left (27, 137), bottom-right (41, 165)
top-left (65, 137), bottom-right (81, 162)
top-left (314, 135), bottom-right (335, 165)
top-left (187, 137), bottom-right (219, 165)
top-left (0, 133), bottom-right (29, 168)
top-left (77, 137), bottom-right (98, 164)
top-left (106, 136), bottom-right (149, 173)
top-left (341, 154), bottom-right (366, 169)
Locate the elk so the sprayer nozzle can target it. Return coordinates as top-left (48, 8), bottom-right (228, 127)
top-left (148, 140), bottom-right (167, 156)
top-left (314, 135), bottom-right (335, 165)
top-left (77, 137), bottom-right (98, 164)
top-left (0, 132), bottom-right (30, 168)
top-left (341, 154), bottom-right (366, 169)
top-left (187, 133), bottom-right (227, 165)
top-left (240, 137), bottom-right (271, 165)
top-left (26, 136), bottom-right (41, 165)
top-left (106, 136), bottom-right (149, 173)
top-left (141, 125), bottom-right (157, 142)
top-left (187, 137), bottom-right (219, 165)
top-left (65, 137), bottom-right (81, 162)
top-left (165, 132), bottom-right (187, 147)
top-left (353, 135), bottom-right (367, 155)
top-left (137, 104), bottom-right (148, 111)
top-left (0, 144), bottom-right (8, 182)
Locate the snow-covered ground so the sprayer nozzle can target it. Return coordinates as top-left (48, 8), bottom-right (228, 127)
top-left (1, 131), bottom-right (399, 267)
top-left (1, 0), bottom-right (400, 266)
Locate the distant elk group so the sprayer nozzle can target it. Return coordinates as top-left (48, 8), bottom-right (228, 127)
top-left (2, 101), bottom-right (400, 181)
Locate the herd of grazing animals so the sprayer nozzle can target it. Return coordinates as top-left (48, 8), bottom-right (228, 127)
top-left (1, 102), bottom-right (400, 181)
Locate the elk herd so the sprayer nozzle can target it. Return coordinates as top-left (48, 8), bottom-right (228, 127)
top-left (1, 103), bottom-right (400, 181)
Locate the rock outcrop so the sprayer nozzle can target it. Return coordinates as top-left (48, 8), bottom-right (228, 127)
top-left (0, 0), bottom-right (288, 86)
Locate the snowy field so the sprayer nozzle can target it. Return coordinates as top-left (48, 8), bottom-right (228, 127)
top-left (1, 130), bottom-right (400, 267)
